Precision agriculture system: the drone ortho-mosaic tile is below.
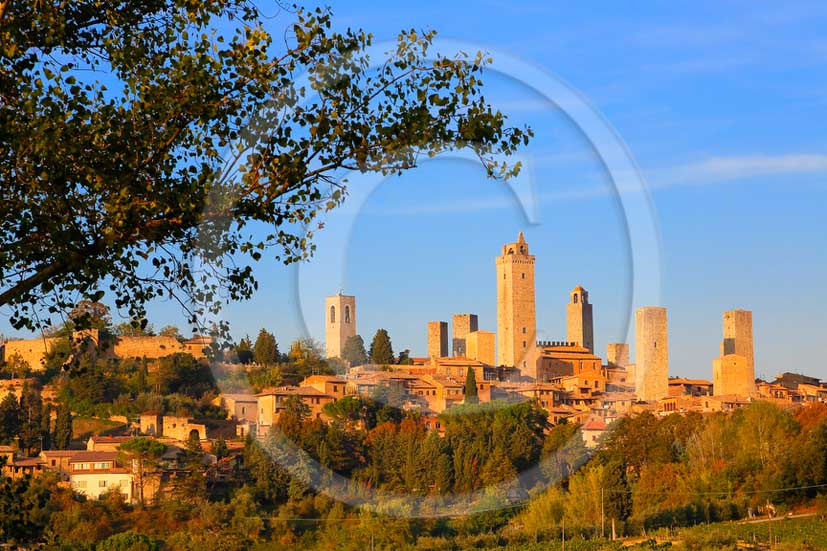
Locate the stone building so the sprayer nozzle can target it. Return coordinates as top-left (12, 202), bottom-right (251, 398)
top-left (325, 292), bottom-right (356, 358)
top-left (466, 330), bottom-right (496, 366)
top-left (635, 306), bottom-right (669, 401)
top-left (496, 232), bottom-right (536, 370)
top-left (713, 354), bottom-right (754, 397)
top-left (1, 330), bottom-right (211, 371)
top-left (427, 321), bottom-right (449, 359)
top-left (528, 341), bottom-right (603, 383)
top-left (722, 309), bottom-right (754, 377)
top-left (451, 314), bottom-right (478, 357)
top-left (606, 343), bottom-right (630, 368)
top-left (566, 286), bottom-right (594, 353)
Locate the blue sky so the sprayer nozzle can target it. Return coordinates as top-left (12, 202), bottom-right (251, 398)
top-left (4, 2), bottom-right (827, 380)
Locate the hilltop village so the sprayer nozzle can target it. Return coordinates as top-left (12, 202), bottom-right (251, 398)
top-left (0, 232), bottom-right (822, 505)
top-left (321, 231), bottom-right (813, 432)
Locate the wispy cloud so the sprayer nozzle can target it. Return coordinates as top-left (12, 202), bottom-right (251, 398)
top-left (361, 153), bottom-right (827, 217)
top-left (657, 153), bottom-right (827, 187)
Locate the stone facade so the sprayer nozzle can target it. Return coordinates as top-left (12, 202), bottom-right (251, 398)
top-left (566, 286), bottom-right (594, 353)
top-left (713, 354), bottom-right (755, 397)
top-left (635, 306), bottom-right (669, 401)
top-left (451, 314), bottom-right (478, 357)
top-left (496, 232), bottom-right (536, 370)
top-left (325, 293), bottom-right (356, 358)
top-left (722, 309), bottom-right (754, 377)
top-left (1, 331), bottom-right (209, 371)
top-left (606, 343), bottom-right (630, 367)
top-left (427, 321), bottom-right (449, 359)
top-left (466, 330), bottom-right (495, 366)
top-left (1, 338), bottom-right (58, 371)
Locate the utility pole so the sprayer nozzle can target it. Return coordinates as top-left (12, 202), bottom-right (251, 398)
top-left (601, 487), bottom-right (605, 538)
top-left (562, 518), bottom-right (565, 551)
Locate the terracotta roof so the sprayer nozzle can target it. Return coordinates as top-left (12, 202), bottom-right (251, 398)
top-left (218, 393), bottom-right (258, 401)
top-left (89, 436), bottom-right (132, 443)
top-left (41, 450), bottom-right (80, 458)
top-left (669, 378), bottom-right (712, 386)
top-left (68, 451), bottom-right (118, 463)
top-left (582, 420), bottom-right (607, 431)
top-left (256, 386), bottom-right (330, 398)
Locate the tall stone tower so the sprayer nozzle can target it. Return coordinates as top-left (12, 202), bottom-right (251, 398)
top-left (634, 306), bottom-right (668, 401)
top-left (452, 313), bottom-right (478, 357)
top-left (325, 293), bottom-right (356, 358)
top-left (496, 232), bottom-right (536, 369)
top-left (566, 285), bottom-right (594, 353)
top-left (715, 309), bottom-right (755, 396)
top-left (722, 309), bottom-right (754, 376)
top-left (427, 321), bottom-right (448, 359)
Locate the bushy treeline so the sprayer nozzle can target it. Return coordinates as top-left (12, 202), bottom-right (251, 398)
top-left (4, 397), bottom-right (827, 549)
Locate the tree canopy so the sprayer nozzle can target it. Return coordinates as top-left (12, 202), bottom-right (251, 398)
top-left (369, 329), bottom-right (393, 365)
top-left (0, 1), bottom-right (530, 334)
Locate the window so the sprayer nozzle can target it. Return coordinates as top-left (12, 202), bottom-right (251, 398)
top-left (94, 462), bottom-right (110, 470)
top-left (573, 294), bottom-right (578, 304)
top-left (330, 305), bottom-right (336, 323)
top-left (521, 273), bottom-right (525, 279)
top-left (522, 341), bottom-right (526, 348)
top-left (99, 480), bottom-right (107, 488)
top-left (241, 406), bottom-right (246, 415)
top-left (344, 305), bottom-right (350, 323)
top-left (51, 460), bottom-right (56, 466)
top-left (74, 480), bottom-right (88, 489)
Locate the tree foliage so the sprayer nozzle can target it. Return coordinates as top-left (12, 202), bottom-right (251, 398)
top-left (369, 329), bottom-right (394, 365)
top-left (252, 328), bottom-right (278, 366)
top-left (0, 2), bottom-right (530, 334)
top-left (341, 334), bottom-right (368, 366)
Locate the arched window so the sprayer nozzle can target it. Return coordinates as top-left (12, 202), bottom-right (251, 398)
top-left (344, 305), bottom-right (351, 323)
top-left (573, 294), bottom-right (579, 304)
top-left (330, 305), bottom-right (336, 323)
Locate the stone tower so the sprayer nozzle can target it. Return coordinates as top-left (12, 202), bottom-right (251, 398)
top-left (722, 309), bottom-right (754, 376)
top-left (496, 232), bottom-right (536, 369)
top-left (713, 354), bottom-right (753, 396)
top-left (634, 306), bottom-right (669, 401)
top-left (715, 309), bottom-right (755, 396)
top-left (452, 313), bottom-right (478, 357)
top-left (466, 330), bottom-right (496, 366)
top-left (427, 321), bottom-right (448, 359)
top-left (325, 293), bottom-right (356, 358)
top-left (607, 343), bottom-right (630, 367)
top-left (566, 285), bottom-right (594, 353)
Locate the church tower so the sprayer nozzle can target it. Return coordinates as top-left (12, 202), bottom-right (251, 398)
top-left (496, 232), bottom-right (536, 369)
top-left (325, 293), bottom-right (356, 358)
top-left (566, 285), bottom-right (594, 353)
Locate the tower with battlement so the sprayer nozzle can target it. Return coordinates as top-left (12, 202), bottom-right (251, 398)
top-left (325, 293), bottom-right (356, 359)
top-left (635, 306), bottom-right (669, 401)
top-left (566, 285), bottom-right (594, 353)
top-left (496, 232), bottom-right (536, 369)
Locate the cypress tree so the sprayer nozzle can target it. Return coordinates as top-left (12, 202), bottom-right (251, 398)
top-left (464, 367), bottom-right (479, 404)
top-left (369, 329), bottom-right (394, 365)
top-left (54, 403), bottom-right (73, 450)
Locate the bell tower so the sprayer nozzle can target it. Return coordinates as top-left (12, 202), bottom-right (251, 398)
top-left (566, 285), bottom-right (594, 353)
top-left (325, 293), bottom-right (356, 358)
top-left (496, 232), bottom-right (536, 369)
